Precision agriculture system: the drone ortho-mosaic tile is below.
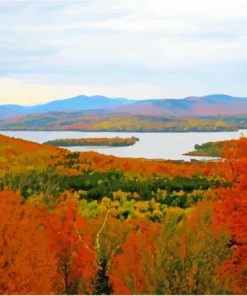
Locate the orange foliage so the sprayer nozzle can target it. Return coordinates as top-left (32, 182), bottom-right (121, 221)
top-left (212, 138), bottom-right (247, 294)
top-left (45, 200), bottom-right (98, 294)
top-left (1, 134), bottom-right (247, 294)
top-left (0, 188), bottom-right (98, 294)
top-left (108, 219), bottom-right (163, 294)
top-left (0, 133), bottom-right (222, 179)
top-left (213, 186), bottom-right (247, 294)
top-left (77, 151), bottom-right (221, 178)
top-left (0, 134), bottom-right (67, 173)
top-left (0, 190), bottom-right (60, 294)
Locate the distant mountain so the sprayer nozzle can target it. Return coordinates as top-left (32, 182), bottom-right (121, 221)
top-left (116, 94), bottom-right (247, 116)
top-left (0, 104), bottom-right (32, 120)
top-left (0, 95), bottom-right (136, 119)
top-left (1, 94), bottom-right (247, 120)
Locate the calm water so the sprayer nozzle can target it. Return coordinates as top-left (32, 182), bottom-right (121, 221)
top-left (1, 130), bottom-right (247, 161)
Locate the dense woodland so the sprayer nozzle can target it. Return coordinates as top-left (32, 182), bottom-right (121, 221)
top-left (0, 112), bottom-right (242, 132)
top-left (0, 134), bottom-right (246, 294)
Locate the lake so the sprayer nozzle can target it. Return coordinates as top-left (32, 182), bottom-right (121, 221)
top-left (1, 130), bottom-right (247, 161)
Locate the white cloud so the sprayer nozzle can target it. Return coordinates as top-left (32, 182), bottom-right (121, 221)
top-left (0, 0), bottom-right (247, 103)
top-left (0, 77), bottom-right (179, 104)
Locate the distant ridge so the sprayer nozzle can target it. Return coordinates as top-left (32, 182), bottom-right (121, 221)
top-left (1, 94), bottom-right (247, 119)
top-left (116, 94), bottom-right (247, 116)
top-left (0, 95), bottom-right (136, 119)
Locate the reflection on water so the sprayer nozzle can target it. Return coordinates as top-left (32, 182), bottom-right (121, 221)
top-left (1, 130), bottom-right (247, 161)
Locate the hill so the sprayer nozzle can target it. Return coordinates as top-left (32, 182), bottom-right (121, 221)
top-left (0, 134), bottom-right (247, 294)
top-left (0, 112), bottom-right (238, 132)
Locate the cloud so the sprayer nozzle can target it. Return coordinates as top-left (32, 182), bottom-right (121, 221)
top-left (0, 0), bottom-right (247, 103)
top-left (0, 78), bottom-right (177, 104)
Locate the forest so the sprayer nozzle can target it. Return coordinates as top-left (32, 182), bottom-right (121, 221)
top-left (0, 134), bottom-right (246, 294)
top-left (0, 112), bottom-right (241, 132)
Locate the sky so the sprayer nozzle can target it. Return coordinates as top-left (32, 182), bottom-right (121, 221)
top-left (0, 0), bottom-right (247, 105)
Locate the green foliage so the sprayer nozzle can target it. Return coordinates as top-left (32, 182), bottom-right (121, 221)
top-left (0, 168), bottom-right (62, 204)
top-left (186, 141), bottom-right (225, 157)
top-left (61, 173), bottom-right (220, 207)
top-left (0, 166), bottom-right (223, 214)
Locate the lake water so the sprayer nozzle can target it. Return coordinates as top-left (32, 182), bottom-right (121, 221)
top-left (1, 130), bottom-right (247, 161)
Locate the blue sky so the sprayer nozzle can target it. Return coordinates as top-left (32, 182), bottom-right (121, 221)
top-left (0, 0), bottom-right (247, 105)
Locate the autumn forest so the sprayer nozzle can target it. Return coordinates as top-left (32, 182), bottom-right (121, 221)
top-left (0, 134), bottom-right (246, 294)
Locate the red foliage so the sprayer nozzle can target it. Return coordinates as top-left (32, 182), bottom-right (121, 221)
top-left (0, 190), bottom-right (60, 294)
top-left (0, 188), bottom-right (98, 294)
top-left (45, 201), bottom-right (98, 294)
top-left (108, 219), bottom-right (162, 294)
top-left (212, 138), bottom-right (247, 294)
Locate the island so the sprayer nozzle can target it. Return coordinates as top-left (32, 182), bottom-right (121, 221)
top-left (184, 138), bottom-right (244, 157)
top-left (43, 136), bottom-right (139, 147)
top-left (184, 142), bottom-right (223, 157)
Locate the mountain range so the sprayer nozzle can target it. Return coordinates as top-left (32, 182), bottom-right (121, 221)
top-left (1, 94), bottom-right (247, 120)
top-left (0, 95), bottom-right (135, 119)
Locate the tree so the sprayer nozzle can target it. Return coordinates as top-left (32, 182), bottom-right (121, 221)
top-left (45, 198), bottom-right (98, 294)
top-left (212, 137), bottom-right (247, 294)
top-left (0, 189), bottom-right (61, 294)
top-left (108, 218), bottom-right (164, 294)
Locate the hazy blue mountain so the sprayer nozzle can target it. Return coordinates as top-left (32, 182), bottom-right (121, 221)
top-left (0, 95), bottom-right (135, 119)
top-left (31, 95), bottom-right (135, 113)
top-left (0, 105), bottom-right (33, 119)
top-left (1, 94), bottom-right (247, 119)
